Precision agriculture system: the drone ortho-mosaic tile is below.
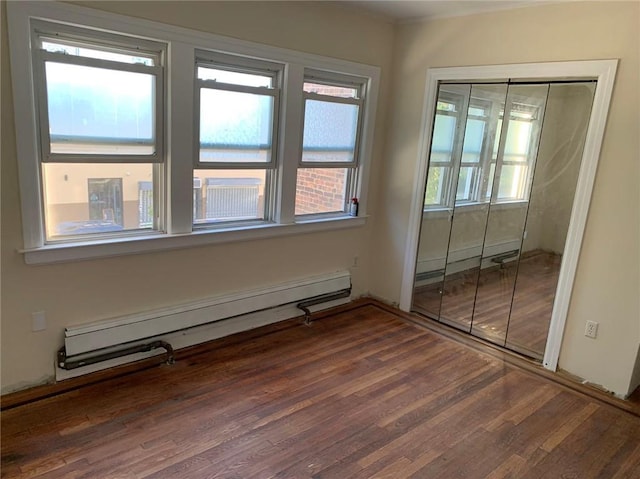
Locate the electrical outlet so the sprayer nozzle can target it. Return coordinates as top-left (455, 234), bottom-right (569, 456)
top-left (585, 320), bottom-right (598, 339)
top-left (32, 311), bottom-right (46, 332)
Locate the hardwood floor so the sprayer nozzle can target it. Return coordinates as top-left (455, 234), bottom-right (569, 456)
top-left (2, 303), bottom-right (640, 478)
top-left (413, 251), bottom-right (561, 358)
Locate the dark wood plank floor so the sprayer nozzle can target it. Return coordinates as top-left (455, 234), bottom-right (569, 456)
top-left (2, 303), bottom-right (639, 478)
top-left (413, 251), bottom-right (561, 358)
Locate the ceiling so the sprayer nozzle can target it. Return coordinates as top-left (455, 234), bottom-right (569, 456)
top-left (342, 0), bottom-right (559, 22)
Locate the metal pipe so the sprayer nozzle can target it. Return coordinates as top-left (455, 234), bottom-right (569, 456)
top-left (58, 340), bottom-right (174, 370)
top-left (297, 288), bottom-right (351, 325)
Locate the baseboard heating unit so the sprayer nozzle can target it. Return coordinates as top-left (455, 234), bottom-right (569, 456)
top-left (56, 271), bottom-right (352, 381)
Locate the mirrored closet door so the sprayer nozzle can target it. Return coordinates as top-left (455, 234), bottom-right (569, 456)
top-left (411, 80), bottom-right (596, 360)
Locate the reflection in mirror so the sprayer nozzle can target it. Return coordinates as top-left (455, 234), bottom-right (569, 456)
top-left (471, 84), bottom-right (549, 343)
top-left (469, 204), bottom-right (529, 342)
top-left (412, 84), bottom-right (470, 320)
top-left (412, 79), bottom-right (596, 362)
top-left (505, 82), bottom-right (596, 358)
top-left (439, 84), bottom-right (508, 331)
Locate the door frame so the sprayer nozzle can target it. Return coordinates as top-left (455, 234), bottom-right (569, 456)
top-left (399, 60), bottom-right (618, 371)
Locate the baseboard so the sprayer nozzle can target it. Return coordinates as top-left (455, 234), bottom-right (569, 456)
top-left (56, 297), bottom-right (351, 382)
top-left (415, 239), bottom-right (524, 286)
top-left (5, 297), bottom-right (637, 419)
top-left (1, 298), bottom-right (369, 410)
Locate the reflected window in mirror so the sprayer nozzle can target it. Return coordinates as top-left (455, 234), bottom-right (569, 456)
top-left (424, 86), bottom-right (543, 211)
top-left (488, 102), bottom-right (542, 203)
top-left (424, 93), bottom-right (465, 209)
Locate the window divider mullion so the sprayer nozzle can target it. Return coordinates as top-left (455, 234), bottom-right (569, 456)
top-left (166, 41), bottom-right (195, 235)
top-left (277, 64), bottom-right (304, 224)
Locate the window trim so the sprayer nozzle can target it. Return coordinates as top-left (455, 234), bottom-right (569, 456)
top-left (30, 20), bottom-right (165, 164)
top-left (192, 52), bottom-right (282, 226)
top-left (295, 71), bottom-right (368, 217)
top-left (19, 216), bottom-right (368, 265)
top-left (7, 1), bottom-right (379, 262)
top-left (29, 20), bottom-right (167, 240)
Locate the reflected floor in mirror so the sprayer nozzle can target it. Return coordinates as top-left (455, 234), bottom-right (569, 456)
top-left (413, 250), bottom-right (561, 360)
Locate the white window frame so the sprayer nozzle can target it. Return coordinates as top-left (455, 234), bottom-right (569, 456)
top-left (489, 95), bottom-right (546, 204)
top-left (194, 50), bottom-right (282, 171)
top-left (27, 20), bottom-right (167, 241)
top-left (423, 88), bottom-right (469, 209)
top-left (296, 70), bottom-right (367, 218)
top-left (31, 20), bottom-right (165, 164)
top-left (193, 51), bottom-right (282, 227)
top-left (7, 1), bottom-right (379, 264)
top-left (458, 97), bottom-right (496, 204)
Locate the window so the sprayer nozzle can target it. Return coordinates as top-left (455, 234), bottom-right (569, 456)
top-left (425, 83), bottom-right (542, 210)
top-left (424, 92), bottom-right (465, 208)
top-left (31, 20), bottom-right (164, 240)
top-left (194, 52), bottom-right (280, 226)
top-left (296, 72), bottom-right (365, 216)
top-left (492, 103), bottom-right (540, 201)
top-left (8, 2), bottom-right (379, 263)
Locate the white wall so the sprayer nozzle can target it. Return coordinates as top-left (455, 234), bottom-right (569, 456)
top-left (3, 1), bottom-right (639, 399)
top-left (533, 83), bottom-right (595, 255)
top-left (373, 1), bottom-right (640, 397)
top-left (0, 1), bottom-right (395, 393)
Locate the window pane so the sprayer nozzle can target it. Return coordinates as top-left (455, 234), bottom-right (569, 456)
top-left (430, 114), bottom-right (456, 163)
top-left (42, 41), bottom-right (155, 65)
top-left (468, 106), bottom-right (487, 117)
top-left (302, 100), bottom-right (358, 163)
top-left (437, 100), bottom-right (457, 112)
top-left (303, 82), bottom-right (358, 98)
top-left (295, 168), bottom-right (348, 215)
top-left (45, 62), bottom-right (155, 155)
top-left (424, 166), bottom-right (448, 207)
top-left (456, 167), bottom-right (476, 202)
top-left (193, 169), bottom-right (266, 224)
top-left (497, 164), bottom-right (528, 200)
top-left (42, 163), bottom-right (154, 239)
top-left (461, 118), bottom-right (485, 164)
top-left (199, 89), bottom-right (273, 163)
top-left (197, 67), bottom-right (272, 87)
top-left (503, 119), bottom-right (533, 162)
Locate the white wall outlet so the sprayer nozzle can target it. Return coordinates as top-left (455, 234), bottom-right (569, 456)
top-left (585, 320), bottom-right (598, 339)
top-left (31, 311), bottom-right (46, 332)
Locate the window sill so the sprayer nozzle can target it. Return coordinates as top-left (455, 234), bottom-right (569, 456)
top-left (423, 200), bottom-right (528, 218)
top-left (422, 207), bottom-right (451, 219)
top-left (20, 215), bottom-right (368, 265)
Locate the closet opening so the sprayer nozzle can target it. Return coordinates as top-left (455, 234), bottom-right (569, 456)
top-left (405, 66), bottom-right (615, 365)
